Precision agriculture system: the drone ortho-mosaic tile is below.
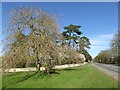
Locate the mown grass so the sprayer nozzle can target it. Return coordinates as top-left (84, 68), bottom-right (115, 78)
top-left (2, 64), bottom-right (119, 88)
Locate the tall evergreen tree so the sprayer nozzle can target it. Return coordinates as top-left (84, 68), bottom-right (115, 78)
top-left (62, 24), bottom-right (82, 48)
top-left (79, 36), bottom-right (91, 53)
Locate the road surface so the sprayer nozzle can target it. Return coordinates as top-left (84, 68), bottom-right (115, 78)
top-left (92, 62), bottom-right (120, 82)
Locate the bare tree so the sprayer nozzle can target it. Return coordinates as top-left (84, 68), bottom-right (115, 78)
top-left (3, 6), bottom-right (59, 74)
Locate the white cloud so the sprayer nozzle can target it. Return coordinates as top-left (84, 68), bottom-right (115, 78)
top-left (90, 33), bottom-right (114, 46)
top-left (87, 33), bottom-right (114, 58)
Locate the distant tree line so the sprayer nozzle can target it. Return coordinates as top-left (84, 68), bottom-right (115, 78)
top-left (94, 31), bottom-right (120, 66)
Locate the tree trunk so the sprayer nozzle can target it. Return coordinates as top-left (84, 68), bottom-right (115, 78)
top-left (36, 59), bottom-right (41, 71)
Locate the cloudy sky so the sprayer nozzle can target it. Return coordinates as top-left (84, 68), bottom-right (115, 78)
top-left (1, 2), bottom-right (118, 58)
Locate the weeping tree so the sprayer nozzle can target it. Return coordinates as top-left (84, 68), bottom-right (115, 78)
top-left (3, 6), bottom-right (60, 74)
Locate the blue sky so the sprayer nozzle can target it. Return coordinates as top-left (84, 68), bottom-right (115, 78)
top-left (1, 2), bottom-right (118, 58)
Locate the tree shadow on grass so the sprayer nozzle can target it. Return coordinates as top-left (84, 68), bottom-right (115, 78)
top-left (32, 70), bottom-right (59, 80)
top-left (62, 68), bottom-right (76, 71)
top-left (19, 72), bottom-right (37, 81)
top-left (33, 71), bottom-right (47, 79)
top-left (2, 71), bottom-right (38, 89)
top-left (57, 67), bottom-right (83, 71)
top-left (50, 71), bottom-right (59, 74)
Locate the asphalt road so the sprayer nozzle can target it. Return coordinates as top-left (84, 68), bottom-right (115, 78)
top-left (93, 62), bottom-right (120, 82)
top-left (93, 62), bottom-right (120, 73)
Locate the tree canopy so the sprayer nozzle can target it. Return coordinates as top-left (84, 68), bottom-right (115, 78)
top-left (2, 6), bottom-right (92, 74)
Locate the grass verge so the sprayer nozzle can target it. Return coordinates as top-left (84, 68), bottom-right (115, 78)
top-left (2, 64), bottom-right (118, 88)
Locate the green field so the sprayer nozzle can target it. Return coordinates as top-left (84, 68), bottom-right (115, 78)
top-left (2, 64), bottom-right (118, 88)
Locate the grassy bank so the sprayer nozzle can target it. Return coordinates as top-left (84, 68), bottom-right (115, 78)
top-left (2, 64), bottom-right (118, 88)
